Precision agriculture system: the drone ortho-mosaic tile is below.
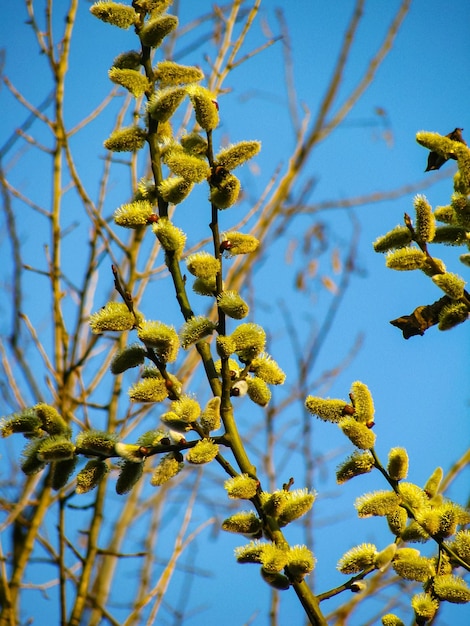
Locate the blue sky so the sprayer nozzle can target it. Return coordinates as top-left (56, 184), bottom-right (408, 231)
top-left (1, 1), bottom-right (469, 625)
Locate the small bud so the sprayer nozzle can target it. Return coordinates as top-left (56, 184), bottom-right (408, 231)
top-left (139, 14), bottom-right (178, 48)
top-left (438, 301), bottom-right (469, 330)
top-left (222, 511), bottom-right (262, 536)
top-left (432, 574), bottom-right (470, 603)
top-left (234, 541), bottom-right (265, 564)
top-left (414, 194), bottom-right (436, 243)
top-left (150, 452), bottom-right (184, 486)
top-left (152, 218), bottom-right (186, 257)
top-left (217, 290), bottom-right (249, 319)
top-left (231, 323), bottom-right (266, 362)
top-left (221, 232), bottom-right (260, 256)
top-left (115, 442), bottom-right (145, 463)
top-left (337, 543), bottom-right (378, 574)
top-left (114, 200), bottom-right (154, 228)
top-left (76, 430), bottom-right (118, 456)
top-left (187, 85), bottom-right (219, 131)
top-left (350, 381), bottom-right (375, 426)
top-left (199, 397), bottom-right (221, 433)
top-left (108, 67), bottom-right (149, 97)
top-left (411, 593), bottom-right (439, 622)
top-left (250, 353), bottom-right (285, 385)
top-left (137, 320), bottom-right (179, 362)
top-left (110, 344), bottom-right (146, 374)
top-left (104, 126), bottom-right (147, 152)
top-left (305, 396), bottom-right (348, 423)
top-left (186, 439), bottom-right (219, 464)
top-left (128, 377), bottom-right (168, 403)
top-left (385, 247), bottom-right (427, 271)
top-left (373, 225), bottom-right (413, 253)
top-left (185, 251), bottom-right (220, 280)
top-left (434, 203), bottom-right (455, 224)
top-left (116, 460), bottom-right (144, 494)
top-left (246, 376), bottom-right (271, 406)
top-left (374, 543), bottom-right (397, 571)
top-left (210, 173), bottom-right (241, 209)
top-left (355, 491), bottom-right (400, 517)
top-left (89, 301), bottom-right (136, 333)
top-left (387, 447), bottom-right (409, 481)
top-left (224, 474), bottom-right (259, 500)
top-left (286, 545), bottom-right (316, 581)
top-left (147, 87), bottom-right (187, 122)
top-left (37, 436), bottom-right (75, 462)
top-left (179, 316), bottom-right (216, 349)
top-left (158, 176), bottom-right (193, 204)
top-left (153, 61), bottom-right (204, 86)
top-left (230, 380), bottom-right (248, 398)
top-left (90, 2), bottom-right (137, 29)
top-left (339, 417), bottom-right (376, 450)
top-left (432, 272), bottom-right (466, 299)
top-left (76, 459), bottom-right (108, 494)
top-left (215, 141), bottom-right (261, 170)
top-left (336, 450), bottom-right (375, 484)
top-left (350, 581), bottom-right (367, 593)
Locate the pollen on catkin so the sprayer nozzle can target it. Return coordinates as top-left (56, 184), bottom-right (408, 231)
top-left (153, 61), bottom-right (204, 86)
top-left (224, 474), bottom-right (259, 500)
top-left (185, 251), bottom-right (220, 280)
top-left (414, 194), bottom-right (436, 243)
top-left (90, 2), bottom-right (137, 29)
top-left (305, 396), bottom-right (348, 423)
top-left (186, 439), bottom-right (219, 464)
top-left (221, 232), bottom-right (260, 256)
top-left (339, 416), bottom-right (376, 450)
top-left (89, 302), bottom-right (136, 333)
top-left (187, 85), bottom-right (219, 131)
top-left (110, 344), bottom-right (146, 374)
top-left (104, 126), bottom-right (147, 152)
top-left (108, 67), bottom-right (150, 97)
top-left (137, 320), bottom-right (179, 362)
top-left (147, 87), bottom-right (187, 122)
top-left (385, 247), bottom-right (427, 271)
top-left (139, 14), bottom-right (178, 48)
top-left (150, 452), bottom-right (184, 486)
top-left (337, 543), bottom-right (378, 574)
top-left (355, 491), bottom-right (401, 517)
top-left (179, 316), bottom-right (216, 349)
top-left (152, 218), bottom-right (187, 257)
top-left (114, 200), bottom-right (154, 228)
top-left (214, 141), bottom-right (261, 170)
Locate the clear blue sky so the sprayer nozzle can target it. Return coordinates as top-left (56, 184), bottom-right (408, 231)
top-left (1, 1), bottom-right (469, 624)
